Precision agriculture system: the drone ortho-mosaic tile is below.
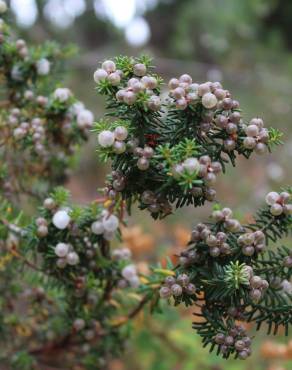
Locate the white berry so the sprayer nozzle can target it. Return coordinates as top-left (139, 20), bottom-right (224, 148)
top-left (265, 192), bottom-right (280, 206)
top-left (98, 130), bottom-right (115, 147)
top-left (147, 95), bottom-right (161, 111)
top-left (91, 221), bottom-right (104, 235)
top-left (73, 318), bottom-right (85, 331)
top-left (183, 158), bottom-right (200, 174)
top-left (36, 58), bottom-right (50, 76)
top-left (108, 72), bottom-right (121, 86)
top-left (113, 141), bottom-right (126, 154)
top-left (202, 93), bottom-right (217, 109)
top-left (55, 243), bottom-right (69, 257)
top-left (66, 252), bottom-right (79, 265)
top-left (270, 203), bottom-right (283, 216)
top-left (52, 210), bottom-right (71, 230)
top-left (53, 88), bottom-right (71, 102)
top-left (122, 264), bottom-right (137, 280)
top-left (133, 63), bottom-right (147, 76)
top-left (102, 60), bottom-right (116, 73)
top-left (102, 214), bottom-right (119, 232)
top-left (114, 126), bottom-right (128, 141)
top-left (93, 68), bottom-right (108, 83)
top-left (129, 276), bottom-right (140, 288)
top-left (77, 110), bottom-right (94, 129)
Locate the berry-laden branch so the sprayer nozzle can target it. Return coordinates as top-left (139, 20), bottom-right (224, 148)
top-left (93, 56), bottom-right (283, 219)
top-left (0, 8), bottom-right (94, 202)
top-left (158, 193), bottom-right (291, 359)
top-left (92, 55), bottom-right (291, 361)
top-left (0, 1), bottom-right (291, 368)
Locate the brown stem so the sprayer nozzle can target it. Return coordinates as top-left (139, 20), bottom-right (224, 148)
top-left (112, 294), bottom-right (150, 328)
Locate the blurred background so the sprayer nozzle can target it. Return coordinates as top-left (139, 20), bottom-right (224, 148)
top-left (7, 0), bottom-right (292, 369)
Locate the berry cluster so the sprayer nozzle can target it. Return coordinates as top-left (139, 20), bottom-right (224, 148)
top-left (94, 59), bottom-right (161, 110)
top-left (90, 210), bottom-right (119, 241)
top-left (248, 273), bottom-right (269, 302)
top-left (133, 145), bottom-right (154, 171)
top-left (214, 325), bottom-right (252, 360)
top-left (171, 155), bottom-right (222, 188)
top-left (243, 118), bottom-right (269, 155)
top-left (162, 187), bottom-right (292, 360)
top-left (54, 242), bottom-right (80, 268)
top-left (237, 231), bottom-right (266, 256)
top-left (159, 273), bottom-right (196, 299)
top-left (0, 16), bottom-right (94, 195)
top-left (92, 55), bottom-right (284, 219)
top-left (211, 207), bottom-right (242, 232)
top-left (120, 264), bottom-right (140, 288)
top-left (168, 77), bottom-right (231, 111)
top-left (98, 125), bottom-right (128, 153)
top-left (28, 189), bottom-right (122, 277)
top-left (190, 222), bottom-right (235, 258)
top-left (265, 191), bottom-right (292, 216)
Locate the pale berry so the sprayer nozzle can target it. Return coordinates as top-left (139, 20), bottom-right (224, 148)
top-left (159, 286), bottom-right (171, 298)
top-left (123, 91), bottom-right (136, 105)
top-left (101, 60), bottom-right (116, 73)
top-left (93, 69), bottom-right (108, 83)
top-left (36, 58), bottom-right (50, 76)
top-left (108, 72), bottom-right (121, 86)
top-left (91, 221), bottom-right (104, 235)
top-left (132, 81), bottom-right (144, 93)
top-left (171, 284), bottom-right (183, 296)
top-left (145, 76), bottom-right (157, 89)
top-left (73, 318), bottom-right (85, 331)
top-left (179, 74), bottom-right (192, 84)
top-left (254, 142), bottom-right (267, 155)
top-left (113, 141), bottom-right (126, 154)
top-left (143, 146), bottom-right (154, 158)
top-left (245, 124), bottom-right (259, 137)
top-left (98, 130), bottom-right (115, 147)
top-left (43, 197), bottom-right (55, 210)
top-left (116, 89), bottom-right (126, 102)
top-left (243, 137), bottom-right (256, 150)
top-left (183, 158), bottom-right (200, 174)
top-left (129, 276), bottom-right (140, 288)
top-left (202, 93), bottom-right (217, 109)
top-left (102, 214), bottom-right (119, 232)
top-left (224, 139), bottom-right (236, 151)
top-left (147, 95), bottom-right (161, 111)
top-left (133, 63), bottom-right (147, 76)
top-left (265, 191), bottom-right (280, 205)
top-left (55, 242), bottom-right (69, 258)
top-left (198, 83), bottom-right (211, 96)
top-left (52, 210), bottom-right (70, 230)
top-left (122, 264), bottom-right (137, 280)
top-left (270, 203), bottom-right (283, 216)
top-left (66, 252), bottom-right (79, 266)
top-left (168, 78), bottom-right (179, 89)
top-left (77, 110), bottom-right (94, 129)
top-left (137, 157), bottom-right (149, 170)
top-left (176, 273), bottom-right (189, 287)
top-left (176, 97), bottom-right (187, 110)
top-left (172, 87), bottom-right (185, 99)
